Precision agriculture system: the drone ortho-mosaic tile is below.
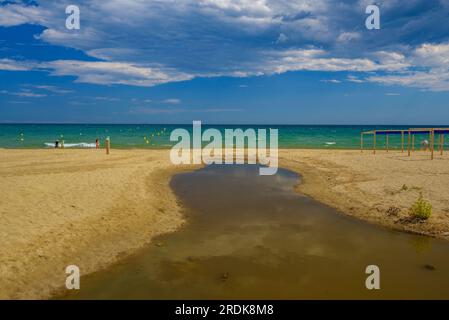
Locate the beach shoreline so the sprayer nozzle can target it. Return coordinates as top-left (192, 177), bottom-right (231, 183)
top-left (1, 148), bottom-right (449, 299)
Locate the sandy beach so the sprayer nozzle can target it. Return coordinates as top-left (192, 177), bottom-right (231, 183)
top-left (279, 149), bottom-right (449, 239)
top-left (0, 149), bottom-right (197, 299)
top-left (1, 148), bottom-right (449, 299)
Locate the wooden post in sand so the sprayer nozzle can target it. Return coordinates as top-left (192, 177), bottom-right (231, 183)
top-left (106, 137), bottom-right (110, 155)
top-left (441, 134), bottom-right (445, 156)
top-left (430, 129), bottom-right (435, 160)
top-left (407, 130), bottom-right (411, 157)
top-left (361, 133), bottom-right (364, 153)
top-left (373, 131), bottom-right (376, 155)
top-left (401, 131), bottom-right (404, 153)
top-left (386, 134), bottom-right (389, 153)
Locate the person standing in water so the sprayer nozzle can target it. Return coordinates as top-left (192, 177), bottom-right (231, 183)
top-left (96, 138), bottom-right (100, 149)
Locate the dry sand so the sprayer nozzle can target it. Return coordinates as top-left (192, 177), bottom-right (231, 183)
top-left (279, 149), bottom-right (449, 240)
top-left (0, 149), bottom-right (197, 299)
top-left (1, 148), bottom-right (449, 299)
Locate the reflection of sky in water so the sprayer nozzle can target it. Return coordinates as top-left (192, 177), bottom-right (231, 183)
top-left (64, 165), bottom-right (449, 300)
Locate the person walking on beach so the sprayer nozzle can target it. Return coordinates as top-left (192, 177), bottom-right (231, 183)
top-left (96, 138), bottom-right (100, 149)
top-left (55, 140), bottom-right (59, 148)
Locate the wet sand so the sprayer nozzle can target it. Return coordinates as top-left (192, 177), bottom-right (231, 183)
top-left (1, 148), bottom-right (449, 299)
top-left (63, 165), bottom-right (449, 299)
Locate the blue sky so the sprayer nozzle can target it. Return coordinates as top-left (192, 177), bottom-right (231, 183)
top-left (1, 0), bottom-right (449, 124)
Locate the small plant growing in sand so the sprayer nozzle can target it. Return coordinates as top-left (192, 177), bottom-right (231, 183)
top-left (410, 193), bottom-right (432, 220)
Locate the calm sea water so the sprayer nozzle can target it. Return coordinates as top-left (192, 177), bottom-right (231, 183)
top-left (0, 124), bottom-right (445, 149)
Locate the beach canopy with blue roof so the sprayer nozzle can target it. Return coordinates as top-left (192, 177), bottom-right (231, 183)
top-left (360, 127), bottom-right (448, 159)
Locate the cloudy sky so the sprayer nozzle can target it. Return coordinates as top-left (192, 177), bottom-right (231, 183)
top-left (1, 0), bottom-right (449, 124)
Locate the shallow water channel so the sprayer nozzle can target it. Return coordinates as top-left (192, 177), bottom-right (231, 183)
top-left (64, 165), bottom-right (449, 299)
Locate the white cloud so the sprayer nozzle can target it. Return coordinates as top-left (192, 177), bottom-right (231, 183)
top-left (0, 48), bottom-right (418, 88)
top-left (321, 79), bottom-right (341, 83)
top-left (347, 75), bottom-right (364, 83)
top-left (15, 92), bottom-right (47, 98)
top-left (93, 96), bottom-right (120, 101)
top-left (276, 33), bottom-right (288, 44)
top-left (41, 60), bottom-right (193, 87)
top-left (368, 70), bottom-right (449, 92)
top-left (0, 0), bottom-right (335, 76)
top-left (367, 43), bottom-right (449, 91)
top-left (31, 85), bottom-right (73, 94)
top-left (1, 1), bottom-right (449, 92)
top-left (199, 0), bottom-right (271, 15)
top-left (2, 89), bottom-right (47, 98)
top-left (414, 42), bottom-right (449, 67)
top-left (0, 3), bottom-right (49, 26)
top-left (337, 32), bottom-right (361, 43)
top-left (0, 59), bottom-right (32, 71)
top-left (262, 49), bottom-right (405, 74)
top-left (162, 98), bottom-right (181, 104)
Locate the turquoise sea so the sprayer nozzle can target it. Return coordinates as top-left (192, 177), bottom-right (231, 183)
top-left (0, 124), bottom-right (446, 149)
